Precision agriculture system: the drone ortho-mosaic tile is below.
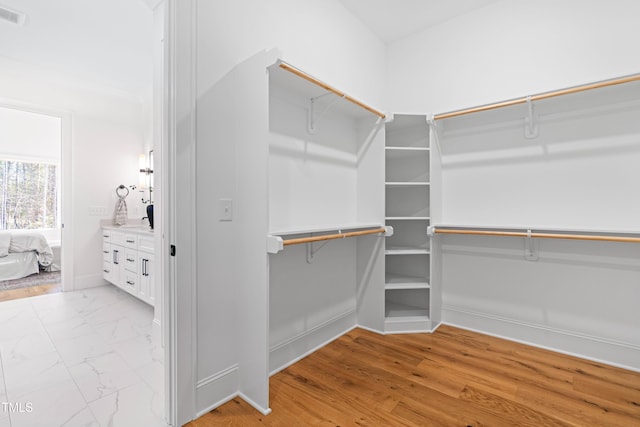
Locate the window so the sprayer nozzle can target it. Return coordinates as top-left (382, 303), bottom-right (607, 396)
top-left (0, 159), bottom-right (59, 229)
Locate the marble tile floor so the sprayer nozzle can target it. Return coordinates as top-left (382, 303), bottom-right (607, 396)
top-left (0, 285), bottom-right (167, 427)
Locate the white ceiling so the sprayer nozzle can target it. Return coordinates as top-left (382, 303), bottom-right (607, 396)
top-left (0, 0), bottom-right (154, 99)
top-left (0, 0), bottom-right (499, 100)
top-left (339, 0), bottom-right (501, 43)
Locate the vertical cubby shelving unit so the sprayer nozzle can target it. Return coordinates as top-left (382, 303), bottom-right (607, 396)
top-left (384, 114), bottom-right (434, 333)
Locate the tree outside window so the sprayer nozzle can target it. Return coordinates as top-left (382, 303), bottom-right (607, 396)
top-left (0, 159), bottom-right (59, 230)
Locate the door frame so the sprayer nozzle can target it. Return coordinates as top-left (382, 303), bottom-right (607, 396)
top-left (164, 0), bottom-right (197, 425)
top-left (0, 100), bottom-right (73, 291)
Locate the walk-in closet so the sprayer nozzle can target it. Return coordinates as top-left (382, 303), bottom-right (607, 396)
top-left (197, 46), bottom-right (640, 417)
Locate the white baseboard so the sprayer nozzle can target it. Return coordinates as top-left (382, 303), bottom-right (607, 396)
top-left (195, 365), bottom-right (239, 418)
top-left (238, 392), bottom-right (271, 416)
top-left (443, 305), bottom-right (640, 372)
top-left (269, 309), bottom-right (356, 375)
top-left (71, 273), bottom-right (105, 291)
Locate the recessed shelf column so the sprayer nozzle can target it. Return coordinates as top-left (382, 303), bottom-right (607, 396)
top-left (383, 114), bottom-right (433, 333)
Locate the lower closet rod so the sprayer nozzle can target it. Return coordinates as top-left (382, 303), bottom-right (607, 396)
top-left (434, 228), bottom-right (640, 244)
top-left (283, 227), bottom-right (387, 246)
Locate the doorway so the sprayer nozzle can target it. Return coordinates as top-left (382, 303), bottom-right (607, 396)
top-left (0, 103), bottom-right (71, 300)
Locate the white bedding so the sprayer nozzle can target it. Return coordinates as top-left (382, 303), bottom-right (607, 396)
top-left (9, 233), bottom-right (53, 267)
top-left (0, 252), bottom-right (39, 281)
top-left (0, 231), bottom-right (53, 267)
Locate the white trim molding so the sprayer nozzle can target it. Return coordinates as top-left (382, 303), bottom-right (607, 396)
top-left (443, 305), bottom-right (640, 372)
top-left (195, 365), bottom-right (240, 418)
top-left (270, 309), bottom-right (357, 376)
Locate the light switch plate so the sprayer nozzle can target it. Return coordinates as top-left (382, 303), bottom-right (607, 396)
top-left (89, 206), bottom-right (107, 216)
top-left (219, 199), bottom-right (232, 221)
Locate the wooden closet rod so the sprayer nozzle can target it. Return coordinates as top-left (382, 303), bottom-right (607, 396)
top-left (278, 62), bottom-right (387, 119)
top-left (434, 228), bottom-right (640, 244)
top-left (282, 227), bottom-right (387, 246)
top-left (434, 73), bottom-right (640, 120)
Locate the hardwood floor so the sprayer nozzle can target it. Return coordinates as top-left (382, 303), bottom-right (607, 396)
top-left (189, 325), bottom-right (640, 427)
top-left (0, 281), bottom-right (62, 302)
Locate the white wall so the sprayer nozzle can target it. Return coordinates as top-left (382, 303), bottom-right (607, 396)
top-left (0, 107), bottom-right (61, 162)
top-left (0, 57), bottom-right (148, 289)
top-left (196, 0), bottom-right (387, 110)
top-left (388, 0), bottom-right (640, 114)
top-left (192, 0), bottom-right (386, 417)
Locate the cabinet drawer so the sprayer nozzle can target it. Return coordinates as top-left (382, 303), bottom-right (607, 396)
top-left (123, 271), bottom-right (137, 293)
top-left (123, 234), bottom-right (138, 249)
top-left (102, 243), bottom-right (111, 261)
top-left (102, 231), bottom-right (112, 243)
top-left (124, 249), bottom-right (138, 273)
top-left (102, 260), bottom-right (113, 277)
top-left (109, 231), bottom-right (125, 245)
top-left (138, 236), bottom-right (154, 253)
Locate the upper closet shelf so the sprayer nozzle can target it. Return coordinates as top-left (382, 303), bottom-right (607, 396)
top-left (434, 73), bottom-right (640, 122)
top-left (267, 224), bottom-right (393, 254)
top-left (430, 225), bottom-right (640, 244)
top-left (269, 59), bottom-right (386, 120)
top-left (269, 223), bottom-right (384, 236)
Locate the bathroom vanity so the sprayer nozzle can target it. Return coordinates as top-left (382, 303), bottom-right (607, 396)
top-left (102, 225), bottom-right (155, 306)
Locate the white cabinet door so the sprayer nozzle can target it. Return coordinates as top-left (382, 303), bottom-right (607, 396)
top-left (138, 252), bottom-right (154, 306)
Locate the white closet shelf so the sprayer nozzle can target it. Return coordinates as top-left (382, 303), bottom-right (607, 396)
top-left (431, 224), bottom-right (640, 243)
top-left (267, 224), bottom-right (392, 254)
top-left (269, 59), bottom-right (386, 120)
top-left (385, 273), bottom-right (430, 290)
top-left (385, 146), bottom-right (430, 151)
top-left (269, 223), bottom-right (384, 236)
top-left (385, 246), bottom-right (429, 255)
top-left (384, 314), bottom-right (431, 333)
top-left (386, 217), bottom-right (430, 221)
top-left (385, 301), bottom-right (430, 319)
top-left (385, 182), bottom-right (430, 187)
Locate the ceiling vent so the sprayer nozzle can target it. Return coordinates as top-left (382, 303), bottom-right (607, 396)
top-left (0, 5), bottom-right (26, 26)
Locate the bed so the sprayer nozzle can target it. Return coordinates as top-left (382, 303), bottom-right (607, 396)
top-left (0, 232), bottom-right (54, 281)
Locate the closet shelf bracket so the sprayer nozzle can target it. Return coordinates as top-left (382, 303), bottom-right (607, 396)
top-left (426, 114), bottom-right (443, 157)
top-left (524, 96), bottom-right (539, 139)
top-left (306, 237), bottom-right (329, 263)
top-left (524, 228), bottom-right (539, 261)
top-left (307, 92), bottom-right (346, 134)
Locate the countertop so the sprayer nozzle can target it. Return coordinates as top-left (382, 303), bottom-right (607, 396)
top-left (102, 224), bottom-right (154, 235)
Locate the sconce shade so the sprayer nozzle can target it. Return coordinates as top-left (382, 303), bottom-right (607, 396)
top-left (139, 153), bottom-right (149, 188)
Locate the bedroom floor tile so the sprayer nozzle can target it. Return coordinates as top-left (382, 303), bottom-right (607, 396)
top-left (0, 285), bottom-right (166, 427)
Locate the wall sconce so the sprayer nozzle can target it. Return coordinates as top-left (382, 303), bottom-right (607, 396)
top-left (138, 151), bottom-right (153, 204)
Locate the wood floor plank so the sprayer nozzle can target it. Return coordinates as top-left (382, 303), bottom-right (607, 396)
top-left (516, 382), bottom-right (639, 427)
top-left (0, 282), bottom-right (61, 302)
top-left (189, 326), bottom-right (640, 427)
top-left (459, 385), bottom-right (573, 427)
top-left (573, 374), bottom-right (640, 414)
